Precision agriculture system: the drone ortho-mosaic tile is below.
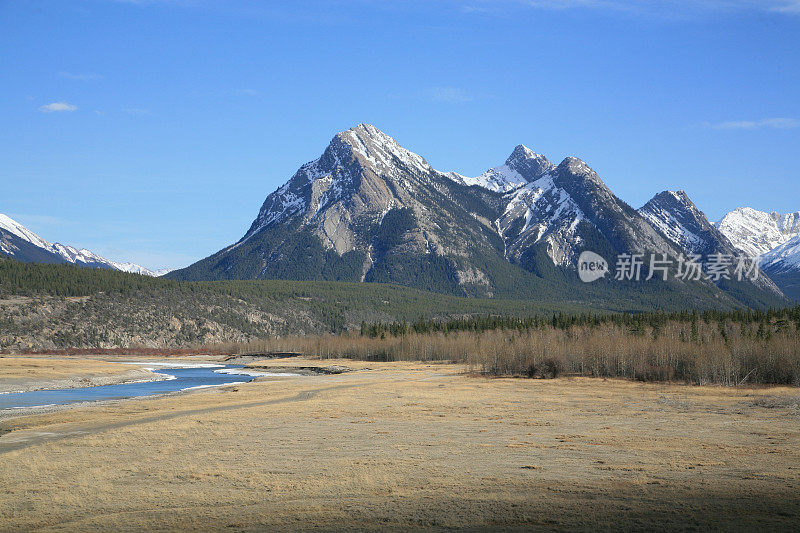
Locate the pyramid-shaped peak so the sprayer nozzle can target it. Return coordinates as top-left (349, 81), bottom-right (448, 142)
top-left (506, 144), bottom-right (537, 160)
top-left (326, 124), bottom-right (430, 173)
top-left (336, 123), bottom-right (397, 146)
top-left (505, 144), bottom-right (546, 164)
top-left (553, 157), bottom-right (610, 192)
top-left (503, 144), bottom-right (552, 181)
top-left (656, 190), bottom-right (693, 205)
top-left (557, 156), bottom-right (595, 174)
top-left (643, 191), bottom-right (705, 218)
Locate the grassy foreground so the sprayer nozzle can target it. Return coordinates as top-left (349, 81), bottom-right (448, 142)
top-left (1, 357), bottom-right (799, 531)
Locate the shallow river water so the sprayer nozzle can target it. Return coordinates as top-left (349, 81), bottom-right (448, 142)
top-left (0, 364), bottom-right (261, 410)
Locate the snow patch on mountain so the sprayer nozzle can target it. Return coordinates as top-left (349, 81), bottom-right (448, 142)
top-left (451, 165), bottom-right (527, 193)
top-left (339, 123), bottom-right (431, 175)
top-left (448, 145), bottom-right (553, 193)
top-left (761, 234), bottom-right (800, 273)
top-left (497, 172), bottom-right (588, 266)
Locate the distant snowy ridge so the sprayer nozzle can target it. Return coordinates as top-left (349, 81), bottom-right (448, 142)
top-left (716, 207), bottom-right (800, 258)
top-left (0, 213), bottom-right (167, 276)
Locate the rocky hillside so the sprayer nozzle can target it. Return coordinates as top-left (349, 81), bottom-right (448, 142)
top-left (0, 258), bottom-right (620, 352)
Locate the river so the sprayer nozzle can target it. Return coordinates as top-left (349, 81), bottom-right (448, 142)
top-left (0, 363), bottom-right (277, 410)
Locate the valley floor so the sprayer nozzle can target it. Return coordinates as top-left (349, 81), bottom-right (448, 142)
top-left (1, 357), bottom-right (799, 531)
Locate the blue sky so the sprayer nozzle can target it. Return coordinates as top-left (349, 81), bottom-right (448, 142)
top-left (2, 0), bottom-right (799, 270)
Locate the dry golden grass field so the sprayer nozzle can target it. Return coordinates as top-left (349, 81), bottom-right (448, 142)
top-left (1, 357), bottom-right (799, 531)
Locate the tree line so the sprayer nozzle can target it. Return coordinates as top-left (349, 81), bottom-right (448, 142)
top-left (359, 306), bottom-right (800, 339)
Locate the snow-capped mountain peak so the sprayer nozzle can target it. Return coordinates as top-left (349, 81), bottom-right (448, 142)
top-left (236, 124), bottom-right (437, 249)
top-left (331, 123), bottom-right (432, 177)
top-left (0, 213), bottom-right (52, 251)
top-left (507, 144), bottom-right (537, 160)
top-left (505, 145), bottom-right (553, 179)
top-left (716, 207), bottom-right (800, 257)
top-left (556, 157), bottom-right (603, 186)
top-left (637, 192), bottom-right (785, 297)
top-left (339, 124), bottom-right (429, 167)
top-left (0, 213), bottom-right (166, 276)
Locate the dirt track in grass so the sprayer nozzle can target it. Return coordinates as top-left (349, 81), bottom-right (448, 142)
top-left (1, 357), bottom-right (799, 531)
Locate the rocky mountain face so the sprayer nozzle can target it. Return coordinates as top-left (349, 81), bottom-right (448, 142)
top-left (639, 191), bottom-right (733, 256)
top-left (492, 157), bottom-right (686, 282)
top-left (170, 124), bottom-right (786, 308)
top-left (176, 124), bottom-right (516, 296)
top-left (638, 191), bottom-right (784, 299)
top-left (0, 214), bottom-right (164, 276)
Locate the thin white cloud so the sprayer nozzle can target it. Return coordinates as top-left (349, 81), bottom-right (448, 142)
top-left (523, 0), bottom-right (612, 8)
top-left (124, 107), bottom-right (153, 115)
top-left (424, 86), bottom-right (475, 103)
top-left (106, 0), bottom-right (800, 17)
top-left (9, 214), bottom-right (70, 227)
top-left (112, 0), bottom-right (198, 4)
top-left (459, 0), bottom-right (800, 16)
top-left (235, 88), bottom-right (260, 96)
top-left (707, 118), bottom-right (800, 130)
top-left (39, 102), bottom-right (78, 113)
top-left (59, 71), bottom-right (104, 81)
top-left (771, 0), bottom-right (800, 12)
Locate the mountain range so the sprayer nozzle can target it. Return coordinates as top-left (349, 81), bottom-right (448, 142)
top-left (0, 214), bottom-right (168, 277)
top-left (168, 124), bottom-right (795, 308)
top-left (4, 124), bottom-right (797, 307)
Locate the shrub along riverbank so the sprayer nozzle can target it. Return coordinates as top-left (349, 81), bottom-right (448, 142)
top-left (216, 308), bottom-right (800, 386)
